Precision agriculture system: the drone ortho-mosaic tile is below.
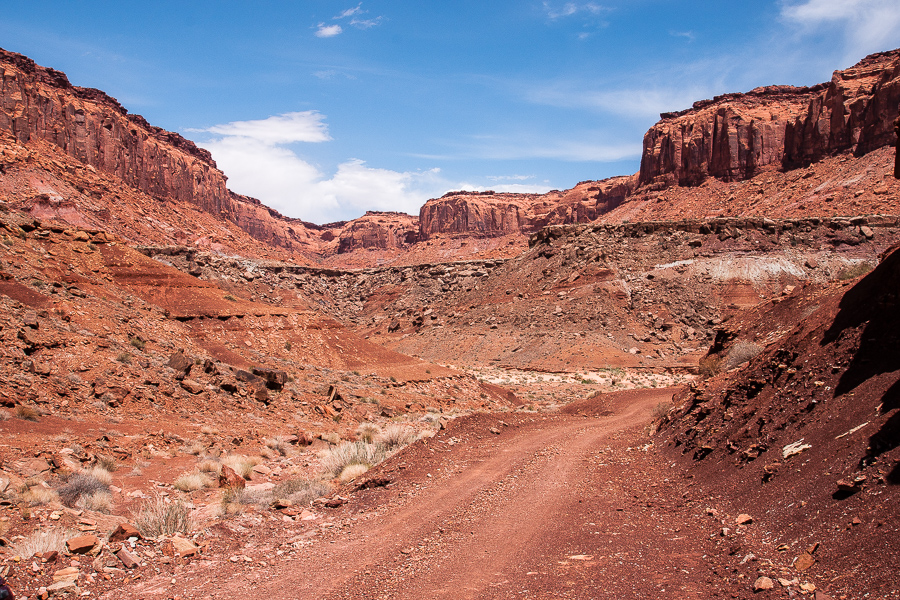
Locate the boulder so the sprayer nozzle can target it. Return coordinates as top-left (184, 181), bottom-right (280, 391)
top-left (65, 534), bottom-right (99, 554)
top-left (219, 465), bottom-right (245, 489)
top-left (108, 522), bottom-right (141, 543)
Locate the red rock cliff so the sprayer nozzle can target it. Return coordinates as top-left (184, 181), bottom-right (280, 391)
top-left (418, 176), bottom-right (635, 240)
top-left (0, 48), bottom-right (317, 251)
top-left (640, 49), bottom-right (900, 187)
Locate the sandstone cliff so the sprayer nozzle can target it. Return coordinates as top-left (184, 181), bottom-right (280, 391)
top-left (418, 176), bottom-right (635, 240)
top-left (640, 49), bottom-right (900, 187)
top-left (0, 47), bottom-right (318, 252)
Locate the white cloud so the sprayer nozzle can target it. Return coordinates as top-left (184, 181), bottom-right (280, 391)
top-left (194, 111), bottom-right (331, 144)
top-left (315, 23), bottom-right (343, 38)
top-left (543, 2), bottom-right (607, 19)
top-left (194, 113), bottom-right (449, 223)
top-left (337, 4), bottom-right (364, 19)
top-left (782, 0), bottom-right (900, 60)
top-left (464, 135), bottom-right (641, 162)
top-left (350, 17), bottom-right (384, 29)
top-left (525, 82), bottom-right (714, 119)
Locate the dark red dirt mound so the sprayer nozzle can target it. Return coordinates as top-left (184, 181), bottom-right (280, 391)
top-left (657, 245), bottom-right (900, 598)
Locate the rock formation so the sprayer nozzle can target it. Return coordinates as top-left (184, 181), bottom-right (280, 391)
top-left (640, 49), bottom-right (900, 187)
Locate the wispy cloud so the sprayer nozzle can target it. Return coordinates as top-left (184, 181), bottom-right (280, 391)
top-left (190, 111), bottom-right (331, 144)
top-left (781, 0), bottom-right (900, 61)
top-left (543, 2), bottom-right (608, 19)
top-left (191, 112), bottom-right (447, 223)
top-left (669, 30), bottom-right (695, 42)
top-left (524, 81), bottom-right (715, 119)
top-left (315, 23), bottom-right (343, 38)
top-left (337, 3), bottom-right (364, 19)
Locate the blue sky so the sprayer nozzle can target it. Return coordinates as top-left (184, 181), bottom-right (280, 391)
top-left (3, 1), bottom-right (900, 224)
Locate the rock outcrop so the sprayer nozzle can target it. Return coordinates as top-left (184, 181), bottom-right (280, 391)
top-left (640, 49), bottom-right (900, 187)
top-left (0, 47), bottom-right (315, 251)
top-left (418, 177), bottom-right (635, 240)
top-left (337, 211), bottom-right (419, 253)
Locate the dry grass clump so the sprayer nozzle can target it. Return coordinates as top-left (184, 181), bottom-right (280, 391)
top-left (94, 455), bottom-right (118, 472)
top-left (272, 478), bottom-right (331, 506)
top-left (321, 432), bottom-right (341, 445)
top-left (356, 423), bottom-right (381, 444)
top-left (183, 441), bottom-right (207, 456)
top-left (200, 425), bottom-right (219, 435)
top-left (698, 355), bottom-right (722, 378)
top-left (724, 340), bottom-right (764, 370)
top-left (76, 490), bottom-right (112, 514)
top-left (11, 528), bottom-right (75, 558)
top-left (135, 495), bottom-right (192, 537)
top-left (198, 459), bottom-right (223, 476)
top-left (264, 436), bottom-right (289, 457)
top-left (22, 485), bottom-right (59, 507)
top-left (15, 405), bottom-right (40, 422)
top-left (57, 472), bottom-right (110, 508)
top-left (173, 471), bottom-right (212, 492)
top-left (87, 466), bottom-right (113, 485)
top-left (338, 464), bottom-right (369, 482)
top-left (321, 441), bottom-right (387, 478)
top-left (379, 424), bottom-right (417, 450)
top-left (0, 409), bottom-right (10, 421)
top-left (222, 454), bottom-right (259, 479)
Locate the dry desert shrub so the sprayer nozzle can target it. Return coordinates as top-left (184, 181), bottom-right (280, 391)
top-left (11, 528), bottom-right (75, 558)
top-left (837, 261), bottom-right (874, 281)
top-left (322, 441), bottom-right (387, 478)
top-left (87, 466), bottom-right (113, 485)
top-left (272, 478), bottom-right (331, 506)
top-left (135, 495), bottom-right (192, 537)
top-left (198, 459), bottom-right (223, 476)
top-left (356, 423), bottom-right (381, 444)
top-left (698, 355), bottom-right (722, 378)
top-left (724, 340), bottom-right (764, 370)
top-left (22, 485), bottom-right (59, 507)
top-left (379, 424), bottom-right (416, 450)
top-left (339, 464), bottom-right (369, 482)
top-left (0, 409), bottom-right (10, 421)
top-left (200, 425), bottom-right (219, 435)
top-left (57, 472), bottom-right (110, 508)
top-left (94, 454), bottom-right (118, 472)
top-left (184, 441), bottom-right (207, 456)
top-left (14, 405), bottom-right (39, 422)
top-left (76, 490), bottom-right (112, 514)
top-left (264, 436), bottom-right (289, 456)
top-left (173, 471), bottom-right (212, 492)
top-left (222, 454), bottom-right (259, 479)
top-left (321, 432), bottom-right (341, 445)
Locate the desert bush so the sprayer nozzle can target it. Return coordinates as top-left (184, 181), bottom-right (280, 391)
top-left (135, 495), bottom-right (192, 537)
top-left (272, 478), bottom-right (331, 506)
top-left (222, 454), bottom-right (259, 479)
top-left (356, 423), bottom-right (381, 444)
top-left (339, 464), bottom-right (369, 482)
top-left (76, 490), bottom-right (112, 514)
top-left (378, 424), bottom-right (416, 450)
top-left (22, 486), bottom-right (59, 507)
top-left (724, 340), bottom-right (764, 370)
top-left (173, 471), bottom-right (211, 492)
top-left (183, 441), bottom-right (206, 456)
top-left (94, 454), bottom-right (118, 472)
top-left (651, 402), bottom-right (671, 422)
top-left (129, 337), bottom-right (146, 351)
top-left (264, 436), bottom-right (289, 457)
top-left (11, 528), bottom-right (74, 558)
top-left (321, 432), bottom-right (341, 445)
top-left (116, 352), bottom-right (132, 364)
top-left (198, 459), bottom-right (223, 476)
top-left (200, 425), bottom-right (219, 435)
top-left (698, 355), bottom-right (722, 378)
top-left (58, 472), bottom-right (110, 508)
top-left (321, 441), bottom-right (387, 477)
top-left (0, 409), bottom-right (9, 421)
top-left (15, 405), bottom-right (39, 422)
top-left (87, 466), bottom-right (113, 485)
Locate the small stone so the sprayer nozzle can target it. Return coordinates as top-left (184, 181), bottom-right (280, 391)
top-left (794, 552), bottom-right (816, 571)
top-left (489, 427), bottom-right (501, 435)
top-left (180, 379), bottom-right (205, 394)
top-left (736, 514), bottom-right (753, 525)
top-left (47, 580), bottom-right (78, 595)
top-left (52, 566), bottom-right (80, 582)
top-left (219, 465), bottom-right (245, 489)
top-left (116, 547), bottom-right (141, 569)
top-left (108, 522), bottom-right (141, 543)
top-left (65, 535), bottom-right (99, 555)
top-left (753, 576), bottom-right (774, 591)
top-left (252, 464), bottom-right (272, 476)
top-left (162, 535), bottom-right (200, 558)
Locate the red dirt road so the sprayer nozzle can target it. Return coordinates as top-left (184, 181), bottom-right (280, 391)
top-left (120, 389), bottom-right (757, 600)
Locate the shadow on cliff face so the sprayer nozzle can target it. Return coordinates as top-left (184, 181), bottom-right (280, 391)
top-left (822, 245), bottom-right (900, 480)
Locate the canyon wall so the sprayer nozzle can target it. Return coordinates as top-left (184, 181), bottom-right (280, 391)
top-left (418, 176), bottom-right (635, 240)
top-left (0, 48), bottom-right (317, 251)
top-left (640, 49), bottom-right (900, 187)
